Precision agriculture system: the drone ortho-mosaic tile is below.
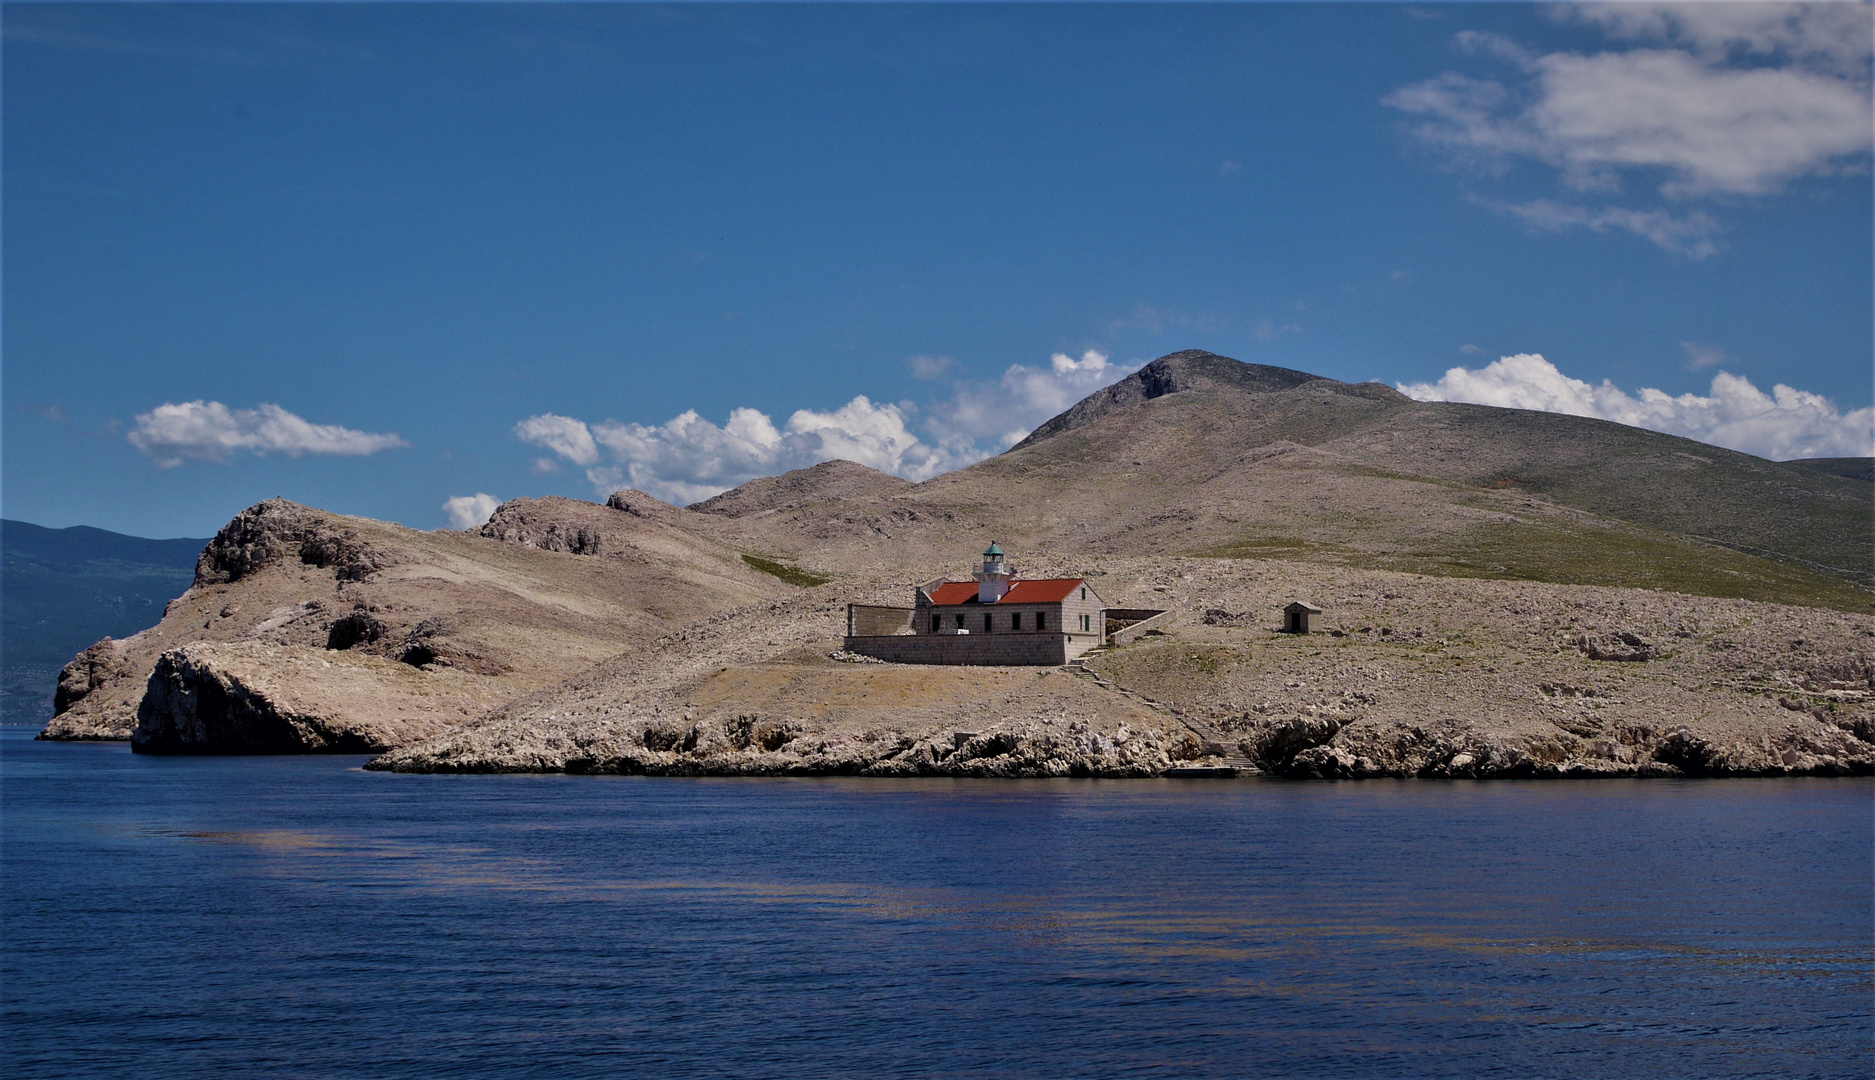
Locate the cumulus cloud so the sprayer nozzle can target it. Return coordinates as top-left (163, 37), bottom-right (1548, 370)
top-left (590, 396), bottom-right (963, 505)
top-left (1385, 4), bottom-right (1872, 253)
top-left (924, 350), bottom-right (1144, 454)
top-left (128, 401), bottom-right (408, 467)
top-left (518, 350), bottom-right (1141, 505)
top-left (442, 493), bottom-right (501, 530)
top-left (513, 413), bottom-right (599, 466)
top-left (1398, 353), bottom-right (1874, 461)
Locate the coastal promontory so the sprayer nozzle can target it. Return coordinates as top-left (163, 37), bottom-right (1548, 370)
top-left (39, 351), bottom-right (1873, 779)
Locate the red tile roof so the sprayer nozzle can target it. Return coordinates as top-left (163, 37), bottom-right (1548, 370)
top-left (925, 578), bottom-right (1086, 605)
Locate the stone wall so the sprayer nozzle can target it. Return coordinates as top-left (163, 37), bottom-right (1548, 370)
top-left (847, 604), bottom-right (915, 636)
top-left (1107, 609), bottom-right (1170, 646)
top-left (842, 633), bottom-right (1081, 666)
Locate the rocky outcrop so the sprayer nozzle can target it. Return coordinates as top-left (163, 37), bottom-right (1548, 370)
top-left (480, 499), bottom-right (605, 554)
top-left (195, 498), bottom-right (396, 585)
top-left (325, 610), bottom-right (386, 651)
top-left (132, 643), bottom-right (496, 754)
top-left (1237, 719), bottom-right (1875, 780)
top-left (42, 638), bottom-right (139, 739)
top-left (1574, 631), bottom-right (1657, 662)
top-left (54, 638), bottom-right (132, 715)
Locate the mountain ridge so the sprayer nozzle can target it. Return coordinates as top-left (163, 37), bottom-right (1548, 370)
top-left (1012, 349), bottom-right (1408, 450)
top-left (693, 350), bottom-right (1870, 598)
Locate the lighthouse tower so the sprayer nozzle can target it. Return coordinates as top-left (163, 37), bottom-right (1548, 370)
top-left (975, 542), bottom-right (1013, 604)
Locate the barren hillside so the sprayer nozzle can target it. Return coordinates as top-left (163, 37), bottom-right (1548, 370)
top-left (38, 349), bottom-right (1874, 778)
top-left (372, 553), bottom-right (1874, 778)
top-left (695, 351), bottom-right (1871, 607)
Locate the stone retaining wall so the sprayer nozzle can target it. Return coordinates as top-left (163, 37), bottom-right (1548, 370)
top-left (842, 633), bottom-right (1097, 666)
top-left (1108, 609), bottom-right (1171, 646)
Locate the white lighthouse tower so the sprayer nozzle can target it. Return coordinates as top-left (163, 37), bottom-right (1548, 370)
top-left (975, 542), bottom-right (1013, 604)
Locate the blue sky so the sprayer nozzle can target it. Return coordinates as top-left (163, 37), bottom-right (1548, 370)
top-left (4, 3), bottom-right (1870, 537)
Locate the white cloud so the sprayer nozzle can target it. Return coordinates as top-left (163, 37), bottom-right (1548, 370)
top-left (1486, 198), bottom-right (1720, 259)
top-left (560, 397), bottom-right (961, 506)
top-left (519, 350), bottom-right (1142, 504)
top-left (513, 413), bottom-right (599, 466)
top-left (1386, 5), bottom-right (1872, 253)
top-left (1563, 2), bottom-right (1874, 76)
top-left (1398, 353), bottom-right (1874, 461)
top-left (924, 350), bottom-right (1145, 454)
top-left (128, 401), bottom-right (408, 467)
top-left (1682, 341), bottom-right (1726, 371)
top-left (906, 354), bottom-right (958, 380)
top-left (443, 493), bottom-right (501, 530)
top-left (1389, 48), bottom-right (1870, 198)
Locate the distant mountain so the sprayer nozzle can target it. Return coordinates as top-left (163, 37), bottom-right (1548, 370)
top-left (1005, 351), bottom-right (1872, 588)
top-left (1, 520), bottom-right (207, 723)
top-left (696, 350), bottom-right (1873, 610)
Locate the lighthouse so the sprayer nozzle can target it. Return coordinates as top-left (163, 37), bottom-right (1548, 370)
top-left (974, 542), bottom-right (1013, 603)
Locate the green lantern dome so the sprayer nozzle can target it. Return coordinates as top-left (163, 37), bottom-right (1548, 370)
top-left (984, 542), bottom-right (1004, 557)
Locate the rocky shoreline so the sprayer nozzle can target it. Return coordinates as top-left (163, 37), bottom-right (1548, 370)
top-left (364, 720), bottom-right (1875, 780)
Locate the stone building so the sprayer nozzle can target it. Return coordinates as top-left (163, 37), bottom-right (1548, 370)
top-left (844, 544), bottom-right (1163, 666)
top-left (1283, 601), bottom-right (1321, 633)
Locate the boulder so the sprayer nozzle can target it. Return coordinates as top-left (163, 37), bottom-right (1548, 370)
top-left (1574, 631), bottom-right (1657, 662)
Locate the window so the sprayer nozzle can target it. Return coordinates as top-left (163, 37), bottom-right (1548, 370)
top-left (1080, 613), bottom-right (1091, 633)
top-left (1036, 612), bottom-right (1046, 632)
top-left (1081, 587), bottom-right (1087, 600)
top-left (1012, 612), bottom-right (1023, 631)
top-left (984, 614), bottom-right (993, 633)
top-left (956, 615), bottom-right (966, 630)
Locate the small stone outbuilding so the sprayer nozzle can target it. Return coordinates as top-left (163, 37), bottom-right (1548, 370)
top-left (1283, 601), bottom-right (1322, 634)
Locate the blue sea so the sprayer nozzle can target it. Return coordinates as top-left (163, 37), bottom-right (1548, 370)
top-left (3, 726), bottom-right (1869, 1078)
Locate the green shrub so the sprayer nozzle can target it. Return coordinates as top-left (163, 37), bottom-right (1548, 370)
top-left (742, 553), bottom-right (830, 588)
